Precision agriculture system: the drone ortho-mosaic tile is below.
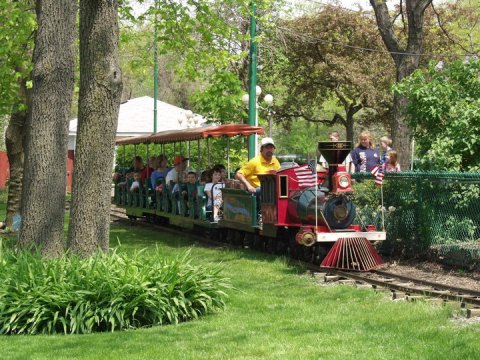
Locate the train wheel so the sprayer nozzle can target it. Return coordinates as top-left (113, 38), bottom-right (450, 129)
top-left (288, 239), bottom-right (298, 259)
top-left (217, 229), bottom-right (227, 243)
top-left (233, 231), bottom-right (245, 246)
top-left (297, 245), bottom-right (313, 263)
top-left (252, 234), bottom-right (264, 251)
top-left (265, 237), bottom-right (276, 254)
top-left (226, 229), bottom-right (236, 244)
top-left (274, 238), bottom-right (288, 255)
top-left (244, 233), bottom-right (254, 248)
top-left (313, 245), bottom-right (328, 265)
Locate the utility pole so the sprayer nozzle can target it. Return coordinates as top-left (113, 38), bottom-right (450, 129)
top-left (247, 2), bottom-right (257, 160)
top-left (153, 0), bottom-right (159, 133)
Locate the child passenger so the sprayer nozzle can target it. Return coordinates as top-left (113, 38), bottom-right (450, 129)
top-left (130, 172), bottom-right (141, 192)
top-left (382, 150), bottom-right (401, 172)
top-left (182, 171), bottom-right (198, 202)
top-left (204, 168), bottom-right (225, 221)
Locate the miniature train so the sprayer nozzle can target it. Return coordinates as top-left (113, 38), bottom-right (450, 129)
top-left (114, 124), bottom-right (385, 271)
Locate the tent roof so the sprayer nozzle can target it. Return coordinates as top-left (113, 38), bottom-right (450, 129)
top-left (69, 96), bottom-right (206, 138)
top-left (116, 124), bottom-right (265, 145)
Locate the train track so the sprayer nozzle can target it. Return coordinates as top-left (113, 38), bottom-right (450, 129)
top-left (110, 208), bottom-right (480, 317)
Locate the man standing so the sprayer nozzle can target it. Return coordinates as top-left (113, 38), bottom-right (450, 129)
top-left (236, 137), bottom-right (281, 193)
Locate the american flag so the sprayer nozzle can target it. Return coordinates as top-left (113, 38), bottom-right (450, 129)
top-left (294, 160), bottom-right (317, 187)
top-left (371, 165), bottom-right (384, 186)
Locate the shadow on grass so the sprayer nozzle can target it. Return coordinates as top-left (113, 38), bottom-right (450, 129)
top-left (109, 221), bottom-right (309, 276)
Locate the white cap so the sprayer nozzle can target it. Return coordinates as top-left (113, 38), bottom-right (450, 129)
top-left (260, 137), bottom-right (275, 148)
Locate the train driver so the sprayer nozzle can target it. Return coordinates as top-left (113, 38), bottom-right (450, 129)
top-left (235, 137), bottom-right (281, 193)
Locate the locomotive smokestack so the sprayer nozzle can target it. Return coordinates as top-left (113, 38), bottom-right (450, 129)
top-left (318, 141), bottom-right (352, 192)
top-left (317, 141), bottom-right (352, 165)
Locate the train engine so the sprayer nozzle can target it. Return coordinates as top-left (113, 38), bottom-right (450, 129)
top-left (258, 141), bottom-right (385, 271)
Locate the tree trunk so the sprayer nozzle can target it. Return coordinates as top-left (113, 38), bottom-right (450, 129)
top-left (345, 115), bottom-right (354, 144)
top-left (18, 0), bottom-right (76, 257)
top-left (5, 66), bottom-right (29, 229)
top-left (68, 0), bottom-right (122, 256)
top-left (5, 110), bottom-right (25, 228)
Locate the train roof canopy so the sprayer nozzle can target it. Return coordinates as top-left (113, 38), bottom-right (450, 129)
top-left (116, 124), bottom-right (265, 145)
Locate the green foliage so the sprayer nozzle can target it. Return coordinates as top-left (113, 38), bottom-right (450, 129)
top-left (274, 120), bottom-right (329, 157)
top-left (395, 59), bottom-right (480, 171)
top-left (0, 248), bottom-right (230, 335)
top-left (0, 1), bottom-right (35, 117)
top-left (262, 5), bottom-right (394, 137)
top-left (191, 70), bottom-right (244, 124)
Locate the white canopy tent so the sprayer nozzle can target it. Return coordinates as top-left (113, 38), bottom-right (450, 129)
top-left (68, 96), bottom-right (206, 150)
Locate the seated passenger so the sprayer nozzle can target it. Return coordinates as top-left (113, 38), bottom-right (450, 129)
top-left (141, 157), bottom-right (155, 186)
top-left (117, 156), bottom-right (144, 187)
top-left (151, 154), bottom-right (170, 191)
top-left (130, 172), bottom-right (141, 193)
top-left (200, 168), bottom-right (212, 185)
top-left (165, 155), bottom-right (189, 192)
top-left (205, 168), bottom-right (224, 221)
top-left (213, 164), bottom-right (227, 181)
top-left (182, 171), bottom-right (198, 202)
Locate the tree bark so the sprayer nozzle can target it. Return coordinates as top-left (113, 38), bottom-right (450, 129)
top-left (5, 109), bottom-right (25, 229)
top-left (18, 0), bottom-right (76, 257)
top-left (370, 0), bottom-right (432, 170)
top-left (67, 0), bottom-right (122, 256)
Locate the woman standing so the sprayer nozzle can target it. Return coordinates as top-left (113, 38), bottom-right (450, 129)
top-left (351, 131), bottom-right (381, 172)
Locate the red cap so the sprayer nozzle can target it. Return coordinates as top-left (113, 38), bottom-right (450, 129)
top-left (174, 155), bottom-right (188, 166)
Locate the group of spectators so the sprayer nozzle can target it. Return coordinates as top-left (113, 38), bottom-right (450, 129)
top-left (349, 130), bottom-right (401, 173)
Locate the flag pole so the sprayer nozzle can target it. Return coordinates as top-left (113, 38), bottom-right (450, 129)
top-left (380, 181), bottom-right (385, 231)
top-left (315, 156), bottom-right (318, 231)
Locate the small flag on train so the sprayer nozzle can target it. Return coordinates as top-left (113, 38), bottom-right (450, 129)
top-left (294, 162), bottom-right (317, 187)
top-left (370, 165), bottom-right (380, 177)
top-left (375, 171), bottom-right (384, 186)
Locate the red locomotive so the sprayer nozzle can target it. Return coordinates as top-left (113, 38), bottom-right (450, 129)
top-left (222, 140), bottom-right (385, 271)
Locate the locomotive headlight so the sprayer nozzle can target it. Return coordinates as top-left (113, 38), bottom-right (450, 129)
top-left (338, 175), bottom-right (350, 189)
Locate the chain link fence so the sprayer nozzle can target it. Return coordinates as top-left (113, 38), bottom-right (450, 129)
top-left (351, 171), bottom-right (480, 269)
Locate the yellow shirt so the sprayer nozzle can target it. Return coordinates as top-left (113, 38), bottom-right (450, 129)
top-left (238, 154), bottom-right (281, 188)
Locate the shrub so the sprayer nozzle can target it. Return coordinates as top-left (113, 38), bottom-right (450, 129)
top-left (0, 247), bottom-right (230, 335)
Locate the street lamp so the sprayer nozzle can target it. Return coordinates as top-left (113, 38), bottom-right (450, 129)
top-left (242, 87), bottom-right (274, 146)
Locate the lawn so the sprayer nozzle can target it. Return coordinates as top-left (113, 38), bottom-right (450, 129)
top-left (0, 221), bottom-right (479, 359)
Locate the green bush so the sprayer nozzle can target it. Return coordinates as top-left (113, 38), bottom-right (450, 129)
top-left (0, 247), bottom-right (230, 335)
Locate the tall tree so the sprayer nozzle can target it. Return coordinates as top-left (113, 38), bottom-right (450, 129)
top-left (18, 0), bottom-right (76, 256)
top-left (67, 0), bottom-right (123, 255)
top-left (4, 74), bottom-right (27, 229)
top-left (0, 1), bottom-right (35, 229)
top-left (369, 0), bottom-right (432, 169)
top-left (263, 6), bottom-right (395, 142)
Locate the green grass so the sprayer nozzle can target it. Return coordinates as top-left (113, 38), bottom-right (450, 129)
top-left (0, 223), bottom-right (479, 359)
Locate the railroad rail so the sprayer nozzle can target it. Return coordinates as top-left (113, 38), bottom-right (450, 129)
top-left (110, 208), bottom-right (480, 317)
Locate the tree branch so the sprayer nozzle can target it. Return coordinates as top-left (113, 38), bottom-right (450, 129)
top-left (276, 111), bottom-right (346, 127)
top-left (369, 0), bottom-right (402, 65)
top-left (431, 2), bottom-right (472, 54)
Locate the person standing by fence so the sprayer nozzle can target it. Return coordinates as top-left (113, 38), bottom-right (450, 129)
top-left (351, 131), bottom-right (380, 173)
top-left (379, 136), bottom-right (393, 165)
top-left (382, 150), bottom-right (401, 172)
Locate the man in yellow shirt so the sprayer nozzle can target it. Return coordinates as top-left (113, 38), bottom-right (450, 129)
top-left (236, 137), bottom-right (281, 193)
